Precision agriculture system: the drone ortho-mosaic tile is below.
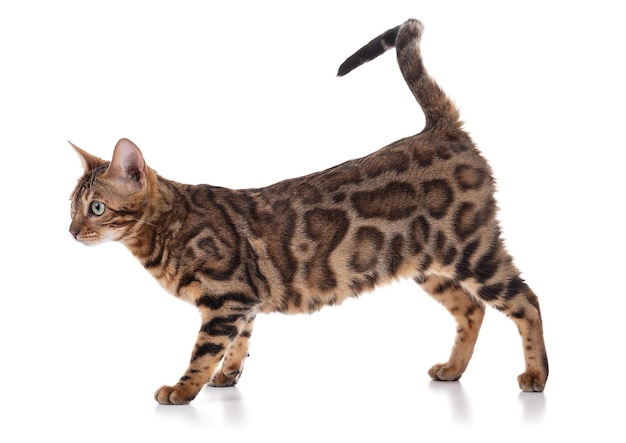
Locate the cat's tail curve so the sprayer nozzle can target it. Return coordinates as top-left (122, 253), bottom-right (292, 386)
top-left (338, 19), bottom-right (460, 131)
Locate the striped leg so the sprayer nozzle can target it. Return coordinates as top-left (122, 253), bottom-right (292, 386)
top-left (154, 310), bottom-right (253, 405)
top-left (462, 273), bottom-right (549, 392)
top-left (420, 276), bottom-right (486, 381)
top-left (209, 316), bottom-right (255, 387)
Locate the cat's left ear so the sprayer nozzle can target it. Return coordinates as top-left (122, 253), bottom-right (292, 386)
top-left (69, 141), bottom-right (107, 174)
top-left (101, 138), bottom-right (148, 193)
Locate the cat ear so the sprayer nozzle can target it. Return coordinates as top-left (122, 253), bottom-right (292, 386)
top-left (101, 138), bottom-right (148, 193)
top-left (69, 141), bottom-right (107, 174)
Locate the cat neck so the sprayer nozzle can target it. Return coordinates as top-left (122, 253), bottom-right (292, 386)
top-left (120, 172), bottom-right (185, 258)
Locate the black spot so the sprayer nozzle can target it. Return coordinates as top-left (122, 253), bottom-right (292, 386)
top-left (413, 146), bottom-right (436, 167)
top-left (455, 240), bottom-right (480, 280)
top-left (419, 254), bottom-right (433, 272)
top-left (505, 276), bottom-right (528, 300)
top-left (414, 275), bottom-right (428, 285)
top-left (295, 182), bottom-right (324, 204)
top-left (410, 216), bottom-right (430, 254)
top-left (478, 283), bottom-right (504, 301)
top-left (305, 208), bottom-right (349, 291)
top-left (333, 193), bottom-right (346, 203)
top-left (196, 292), bottom-right (257, 310)
top-left (454, 202), bottom-right (482, 240)
top-left (465, 304), bottom-right (478, 318)
top-left (422, 179), bottom-right (454, 219)
top-left (350, 226), bottom-right (384, 272)
top-left (201, 314), bottom-right (241, 340)
top-left (387, 235), bottom-right (404, 274)
top-left (511, 308), bottom-right (525, 319)
top-left (475, 238), bottom-right (501, 283)
top-left (351, 182), bottom-right (417, 221)
top-left (443, 246), bottom-right (458, 266)
top-left (433, 279), bottom-right (456, 295)
top-left (455, 164), bottom-right (487, 191)
top-left (192, 342), bottom-right (225, 361)
top-left (363, 151), bottom-right (409, 178)
top-left (435, 144), bottom-right (454, 160)
top-left (434, 231), bottom-right (446, 252)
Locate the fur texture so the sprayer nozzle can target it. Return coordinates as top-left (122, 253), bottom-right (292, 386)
top-left (69, 19), bottom-right (548, 405)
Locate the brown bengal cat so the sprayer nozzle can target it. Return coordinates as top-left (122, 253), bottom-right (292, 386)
top-left (69, 19), bottom-right (548, 405)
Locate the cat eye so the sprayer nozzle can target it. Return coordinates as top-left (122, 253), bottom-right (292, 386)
top-left (91, 201), bottom-right (106, 216)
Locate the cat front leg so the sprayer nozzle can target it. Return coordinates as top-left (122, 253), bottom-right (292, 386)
top-left (154, 308), bottom-right (256, 405)
top-left (209, 316), bottom-right (256, 387)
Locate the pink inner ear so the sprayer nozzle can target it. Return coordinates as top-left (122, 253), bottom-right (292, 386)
top-left (104, 138), bottom-right (147, 189)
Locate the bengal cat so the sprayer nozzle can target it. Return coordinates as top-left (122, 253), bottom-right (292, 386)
top-left (69, 19), bottom-right (548, 405)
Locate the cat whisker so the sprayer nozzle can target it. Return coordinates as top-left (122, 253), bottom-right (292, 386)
top-left (129, 218), bottom-right (158, 228)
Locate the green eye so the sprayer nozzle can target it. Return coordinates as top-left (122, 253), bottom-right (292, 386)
top-left (91, 201), bottom-right (106, 216)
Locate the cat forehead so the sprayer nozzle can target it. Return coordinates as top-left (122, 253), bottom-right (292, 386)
top-left (71, 163), bottom-right (110, 202)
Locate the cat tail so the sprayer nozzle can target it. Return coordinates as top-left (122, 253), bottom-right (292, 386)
top-left (338, 19), bottom-right (460, 130)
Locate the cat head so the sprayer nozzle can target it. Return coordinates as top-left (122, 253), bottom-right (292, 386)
top-left (69, 138), bottom-right (150, 246)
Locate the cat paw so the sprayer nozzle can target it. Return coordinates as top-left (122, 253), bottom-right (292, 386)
top-left (518, 371), bottom-right (546, 392)
top-left (208, 370), bottom-right (241, 388)
top-left (428, 363), bottom-right (463, 382)
top-left (154, 384), bottom-right (199, 405)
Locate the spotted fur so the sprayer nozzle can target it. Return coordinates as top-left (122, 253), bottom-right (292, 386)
top-left (69, 19), bottom-right (548, 405)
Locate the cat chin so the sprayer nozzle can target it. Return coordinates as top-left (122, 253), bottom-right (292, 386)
top-left (75, 238), bottom-right (105, 247)
top-left (76, 233), bottom-right (116, 246)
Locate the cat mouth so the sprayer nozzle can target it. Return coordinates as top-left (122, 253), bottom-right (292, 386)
top-left (73, 236), bottom-right (102, 246)
top-left (71, 231), bottom-right (112, 246)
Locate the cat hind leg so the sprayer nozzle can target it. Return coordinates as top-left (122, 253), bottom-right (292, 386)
top-left (418, 275), bottom-right (486, 381)
top-left (462, 273), bottom-right (549, 392)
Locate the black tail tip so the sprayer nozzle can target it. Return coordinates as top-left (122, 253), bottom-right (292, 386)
top-left (337, 62), bottom-right (353, 77)
top-left (336, 24), bottom-right (403, 78)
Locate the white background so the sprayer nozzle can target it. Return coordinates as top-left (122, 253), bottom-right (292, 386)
top-left (1, 0), bottom-right (624, 441)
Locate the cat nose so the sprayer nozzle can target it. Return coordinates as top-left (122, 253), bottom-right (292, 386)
top-left (69, 223), bottom-right (81, 239)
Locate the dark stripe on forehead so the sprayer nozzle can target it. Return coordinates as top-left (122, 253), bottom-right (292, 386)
top-left (73, 163), bottom-right (109, 199)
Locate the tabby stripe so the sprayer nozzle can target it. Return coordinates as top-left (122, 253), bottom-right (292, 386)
top-left (177, 273), bottom-right (201, 293)
top-left (511, 308), bottom-right (525, 319)
top-left (387, 235), bottom-right (404, 274)
top-left (474, 236), bottom-right (500, 283)
top-left (442, 246), bottom-right (457, 266)
top-left (142, 226), bottom-right (163, 268)
top-left (168, 181), bottom-right (193, 213)
top-left (108, 207), bottom-right (142, 217)
top-left (455, 239), bottom-right (480, 280)
top-left (504, 276), bottom-right (527, 300)
top-left (243, 240), bottom-right (270, 297)
top-left (191, 342), bottom-right (225, 361)
top-left (477, 283), bottom-right (504, 301)
top-left (144, 244), bottom-right (165, 269)
top-left (196, 292), bottom-right (257, 310)
top-left (433, 279), bottom-right (456, 295)
top-left (201, 315), bottom-right (241, 340)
